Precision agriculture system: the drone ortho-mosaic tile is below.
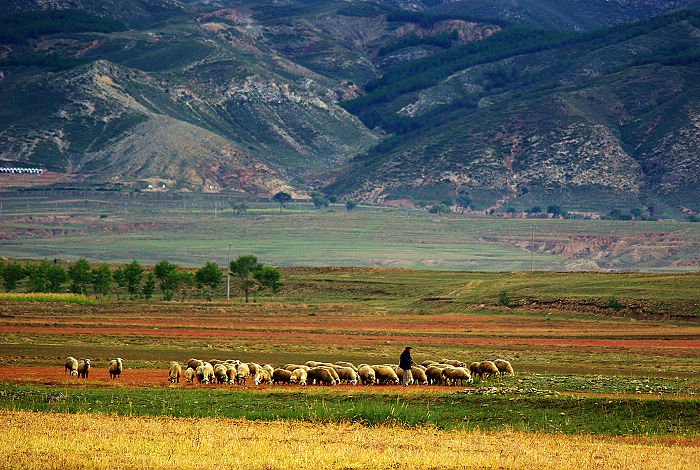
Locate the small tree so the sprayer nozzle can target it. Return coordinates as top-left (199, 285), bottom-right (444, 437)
top-left (177, 270), bottom-right (196, 302)
top-left (196, 261), bottom-right (222, 302)
top-left (112, 266), bottom-right (125, 300)
top-left (311, 191), bottom-right (326, 210)
top-left (328, 195), bottom-right (338, 204)
top-left (2, 261), bottom-right (24, 291)
top-left (46, 264), bottom-right (68, 293)
top-left (547, 205), bottom-right (563, 218)
top-left (24, 260), bottom-right (49, 292)
top-left (345, 199), bottom-right (357, 212)
top-left (123, 260), bottom-right (144, 299)
top-left (142, 272), bottom-right (156, 300)
top-left (68, 258), bottom-right (92, 295)
top-left (272, 192), bottom-right (292, 213)
top-left (91, 263), bottom-right (112, 298)
top-left (154, 259), bottom-right (179, 301)
top-left (254, 266), bottom-right (283, 301)
top-left (230, 255), bottom-right (262, 303)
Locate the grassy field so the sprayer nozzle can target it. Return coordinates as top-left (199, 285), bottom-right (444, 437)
top-left (0, 191), bottom-right (698, 271)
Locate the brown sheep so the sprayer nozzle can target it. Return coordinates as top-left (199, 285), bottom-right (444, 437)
top-left (421, 360), bottom-right (437, 368)
top-left (187, 358), bottom-right (204, 370)
top-left (195, 365), bottom-right (205, 384)
top-left (307, 366), bottom-right (336, 385)
top-left (184, 367), bottom-right (195, 383)
top-left (289, 368), bottom-right (307, 386)
top-left (284, 364), bottom-right (308, 372)
top-left (358, 365), bottom-right (376, 385)
top-left (273, 368), bottom-right (292, 384)
top-left (469, 362), bottom-right (480, 378)
top-left (226, 364), bottom-right (237, 383)
top-left (494, 359), bottom-right (515, 375)
top-left (77, 359), bottom-right (90, 379)
top-left (65, 357), bottom-right (78, 376)
top-left (304, 361), bottom-right (321, 368)
top-left (425, 365), bottom-right (447, 385)
top-left (248, 363), bottom-right (261, 378)
top-left (371, 365), bottom-right (399, 385)
top-left (108, 358), bottom-right (123, 380)
top-left (442, 359), bottom-right (467, 367)
top-left (168, 361), bottom-right (182, 383)
top-left (477, 361), bottom-right (499, 380)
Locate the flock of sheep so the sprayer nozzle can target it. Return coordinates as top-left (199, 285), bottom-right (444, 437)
top-left (168, 358), bottom-right (514, 386)
top-left (63, 356), bottom-right (514, 386)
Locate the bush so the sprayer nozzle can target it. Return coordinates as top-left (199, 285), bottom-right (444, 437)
top-left (607, 296), bottom-right (623, 312)
top-left (498, 290), bottom-right (511, 307)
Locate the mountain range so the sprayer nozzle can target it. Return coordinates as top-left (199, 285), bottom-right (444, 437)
top-left (0, 1), bottom-right (698, 213)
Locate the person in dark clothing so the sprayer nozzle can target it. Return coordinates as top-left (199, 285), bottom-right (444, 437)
top-left (399, 346), bottom-right (413, 386)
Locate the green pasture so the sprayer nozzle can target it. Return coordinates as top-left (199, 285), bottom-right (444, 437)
top-left (1, 384), bottom-right (697, 437)
top-left (0, 192), bottom-right (698, 271)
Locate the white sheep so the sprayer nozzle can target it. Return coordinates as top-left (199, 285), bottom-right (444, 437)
top-left (335, 361), bottom-right (358, 372)
top-left (289, 368), bottom-right (307, 386)
top-left (358, 365), bottom-right (375, 385)
top-left (307, 367), bottom-right (336, 385)
top-left (334, 366), bottom-right (358, 385)
top-left (214, 364), bottom-right (229, 384)
top-left (202, 362), bottom-right (215, 384)
top-left (371, 365), bottom-right (399, 385)
top-left (443, 366), bottom-right (472, 385)
top-left (77, 359), bottom-right (90, 379)
top-left (108, 358), bottom-right (123, 380)
top-left (167, 362), bottom-right (182, 383)
top-left (184, 367), bottom-right (195, 383)
top-left (410, 365), bottom-right (428, 385)
top-left (65, 357), bottom-right (78, 376)
top-left (236, 363), bottom-right (250, 385)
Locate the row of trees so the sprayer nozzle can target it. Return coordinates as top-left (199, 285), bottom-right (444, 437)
top-left (0, 256), bottom-right (282, 303)
top-left (273, 191), bottom-right (357, 212)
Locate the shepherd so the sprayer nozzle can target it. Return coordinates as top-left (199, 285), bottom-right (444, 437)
top-left (399, 346), bottom-right (413, 387)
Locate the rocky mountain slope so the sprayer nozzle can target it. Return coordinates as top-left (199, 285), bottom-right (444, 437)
top-left (0, 2), bottom-right (698, 212)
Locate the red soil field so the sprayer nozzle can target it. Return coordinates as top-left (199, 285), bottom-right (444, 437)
top-left (0, 325), bottom-right (696, 349)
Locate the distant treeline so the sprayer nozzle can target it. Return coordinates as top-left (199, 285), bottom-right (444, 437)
top-left (0, 9), bottom-right (127, 43)
top-left (0, 52), bottom-right (86, 71)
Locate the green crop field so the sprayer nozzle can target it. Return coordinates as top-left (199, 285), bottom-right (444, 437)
top-left (0, 191), bottom-right (698, 271)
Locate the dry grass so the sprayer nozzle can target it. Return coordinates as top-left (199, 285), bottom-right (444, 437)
top-left (2, 410), bottom-right (698, 469)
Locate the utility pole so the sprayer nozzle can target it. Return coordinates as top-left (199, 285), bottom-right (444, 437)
top-left (226, 242), bottom-right (231, 301)
top-left (530, 226), bottom-right (534, 271)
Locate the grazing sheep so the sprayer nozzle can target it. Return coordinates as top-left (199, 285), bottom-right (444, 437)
top-left (65, 357), bottom-right (79, 376)
top-left (168, 361), bottom-right (182, 383)
top-left (273, 368), bottom-right (292, 384)
top-left (195, 365), bottom-right (205, 384)
top-left (335, 366), bottom-right (358, 385)
top-left (411, 366), bottom-right (428, 385)
top-left (236, 363), bottom-right (250, 385)
top-left (77, 359), bottom-right (90, 379)
top-left (307, 367), bottom-right (336, 386)
top-left (187, 358), bottom-right (204, 370)
top-left (469, 362), bottom-right (480, 377)
top-left (421, 360), bottom-right (437, 368)
top-left (425, 365), bottom-right (447, 385)
top-left (263, 364), bottom-right (275, 378)
top-left (260, 368), bottom-right (273, 385)
top-left (371, 365), bottom-right (399, 385)
top-left (477, 361), bottom-right (499, 380)
top-left (442, 359), bottom-right (467, 367)
top-left (284, 364), bottom-right (308, 372)
top-left (289, 368), bottom-right (307, 386)
top-left (335, 361), bottom-right (358, 372)
top-left (184, 367), bottom-right (195, 383)
top-left (108, 358), bottom-right (123, 380)
top-left (226, 364), bottom-right (237, 384)
top-left (202, 362), bottom-right (215, 384)
top-left (443, 366), bottom-right (472, 385)
top-left (304, 361), bottom-right (321, 368)
top-left (214, 364), bottom-right (229, 384)
top-left (358, 365), bottom-right (376, 385)
top-left (323, 366), bottom-right (340, 384)
top-left (248, 363), bottom-right (261, 378)
top-left (494, 359), bottom-right (515, 376)
top-left (209, 359), bottom-right (224, 366)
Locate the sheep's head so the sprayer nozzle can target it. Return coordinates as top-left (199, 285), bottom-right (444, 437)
top-left (71, 370), bottom-right (78, 376)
